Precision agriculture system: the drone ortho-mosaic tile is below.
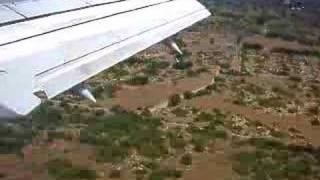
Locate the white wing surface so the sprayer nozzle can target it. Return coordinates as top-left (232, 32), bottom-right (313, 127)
top-left (0, 0), bottom-right (211, 119)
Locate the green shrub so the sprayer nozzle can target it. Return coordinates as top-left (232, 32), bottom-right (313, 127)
top-left (307, 106), bottom-right (319, 115)
top-left (168, 94), bottom-right (181, 107)
top-left (31, 102), bottom-right (63, 129)
top-left (242, 42), bottom-right (263, 50)
top-left (170, 136), bottom-right (187, 150)
top-left (183, 91), bottom-right (194, 99)
top-left (243, 84), bottom-right (265, 95)
top-left (272, 86), bottom-right (294, 97)
top-left (271, 47), bottom-right (312, 55)
top-left (249, 138), bottom-right (285, 150)
top-left (171, 108), bottom-right (189, 117)
top-left (313, 51), bottom-right (320, 59)
top-left (180, 153), bottom-right (192, 166)
top-left (126, 75), bottom-right (149, 86)
top-left (109, 169), bottom-right (121, 178)
top-left (194, 89), bottom-right (211, 97)
top-left (234, 151), bottom-right (258, 167)
top-left (96, 145), bottom-right (128, 163)
top-left (173, 61), bottom-right (193, 70)
top-left (143, 60), bottom-right (170, 75)
top-left (80, 111), bottom-right (166, 162)
top-left (47, 159), bottom-right (96, 180)
top-left (0, 123), bottom-right (32, 154)
top-left (148, 169), bottom-right (182, 180)
top-left (195, 112), bottom-right (214, 121)
top-left (186, 70), bottom-right (199, 77)
top-left (191, 135), bottom-right (209, 152)
top-left (257, 97), bottom-right (286, 108)
top-left (109, 66), bottom-right (130, 79)
top-left (288, 75), bottom-right (302, 82)
top-left (215, 76), bottom-right (226, 82)
top-left (93, 84), bottom-right (116, 99)
top-left (310, 118), bottom-right (320, 126)
top-left (233, 151), bottom-right (258, 175)
top-left (284, 160), bottom-right (311, 178)
top-left (110, 105), bottom-right (127, 113)
top-left (213, 129), bottom-right (228, 139)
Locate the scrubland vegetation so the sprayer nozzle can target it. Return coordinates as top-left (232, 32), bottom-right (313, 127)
top-left (1, 0), bottom-right (320, 180)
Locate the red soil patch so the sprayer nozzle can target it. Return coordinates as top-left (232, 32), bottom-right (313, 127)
top-left (187, 96), bottom-right (320, 146)
top-left (242, 35), bottom-right (317, 53)
top-left (110, 73), bottom-right (213, 110)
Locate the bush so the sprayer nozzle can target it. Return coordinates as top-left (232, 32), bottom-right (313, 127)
top-left (194, 89), bottom-right (211, 97)
top-left (171, 108), bottom-right (189, 117)
top-left (80, 111), bottom-right (166, 162)
top-left (96, 145), bottom-right (128, 163)
top-left (110, 105), bottom-right (127, 114)
top-left (173, 61), bottom-right (193, 70)
top-left (213, 129), bottom-right (228, 139)
top-left (313, 51), bottom-right (320, 59)
top-left (257, 97), bottom-right (286, 108)
top-left (215, 76), bottom-right (226, 82)
top-left (93, 84), bottom-right (116, 99)
top-left (310, 118), bottom-right (320, 126)
top-left (143, 60), bottom-right (170, 75)
top-left (186, 70), bottom-right (198, 77)
top-left (168, 94), bottom-right (181, 107)
top-left (191, 135), bottom-right (209, 152)
top-left (272, 86), bottom-right (294, 97)
top-left (271, 47), bottom-right (312, 55)
top-left (31, 102), bottom-right (63, 129)
top-left (234, 151), bottom-right (257, 167)
top-left (109, 169), bottom-right (121, 178)
top-left (170, 136), bottom-right (187, 150)
top-left (288, 75), bottom-right (302, 82)
top-left (284, 160), bottom-right (311, 178)
top-left (307, 106), bottom-right (319, 115)
top-left (0, 123), bottom-right (32, 154)
top-left (148, 169), bottom-right (182, 180)
top-left (180, 153), bottom-right (192, 166)
top-left (183, 91), bottom-right (194, 99)
top-left (195, 112), bottom-right (214, 121)
top-left (249, 138), bottom-right (285, 150)
top-left (242, 42), bottom-right (263, 50)
top-left (109, 66), bottom-right (130, 79)
top-left (47, 159), bottom-right (96, 180)
top-left (126, 75), bottom-right (149, 86)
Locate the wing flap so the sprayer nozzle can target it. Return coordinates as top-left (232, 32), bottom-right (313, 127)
top-left (37, 9), bottom-right (210, 98)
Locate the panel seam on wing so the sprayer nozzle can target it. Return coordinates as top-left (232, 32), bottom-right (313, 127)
top-left (35, 8), bottom-right (209, 78)
top-left (0, 0), bottom-right (125, 27)
top-left (0, 0), bottom-right (173, 47)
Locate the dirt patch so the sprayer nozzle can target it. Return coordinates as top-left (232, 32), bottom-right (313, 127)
top-left (242, 35), bottom-right (318, 54)
top-left (0, 154), bottom-right (47, 180)
top-left (187, 95), bottom-right (320, 147)
top-left (108, 73), bottom-right (214, 110)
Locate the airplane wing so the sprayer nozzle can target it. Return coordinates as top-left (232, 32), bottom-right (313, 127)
top-left (0, 0), bottom-right (211, 119)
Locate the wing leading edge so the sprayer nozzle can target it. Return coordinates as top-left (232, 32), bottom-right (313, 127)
top-left (0, 0), bottom-right (211, 119)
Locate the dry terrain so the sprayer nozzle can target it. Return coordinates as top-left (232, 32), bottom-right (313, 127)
top-left (0, 1), bottom-right (320, 180)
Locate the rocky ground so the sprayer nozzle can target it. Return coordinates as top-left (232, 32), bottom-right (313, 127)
top-left (0, 1), bottom-right (320, 180)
